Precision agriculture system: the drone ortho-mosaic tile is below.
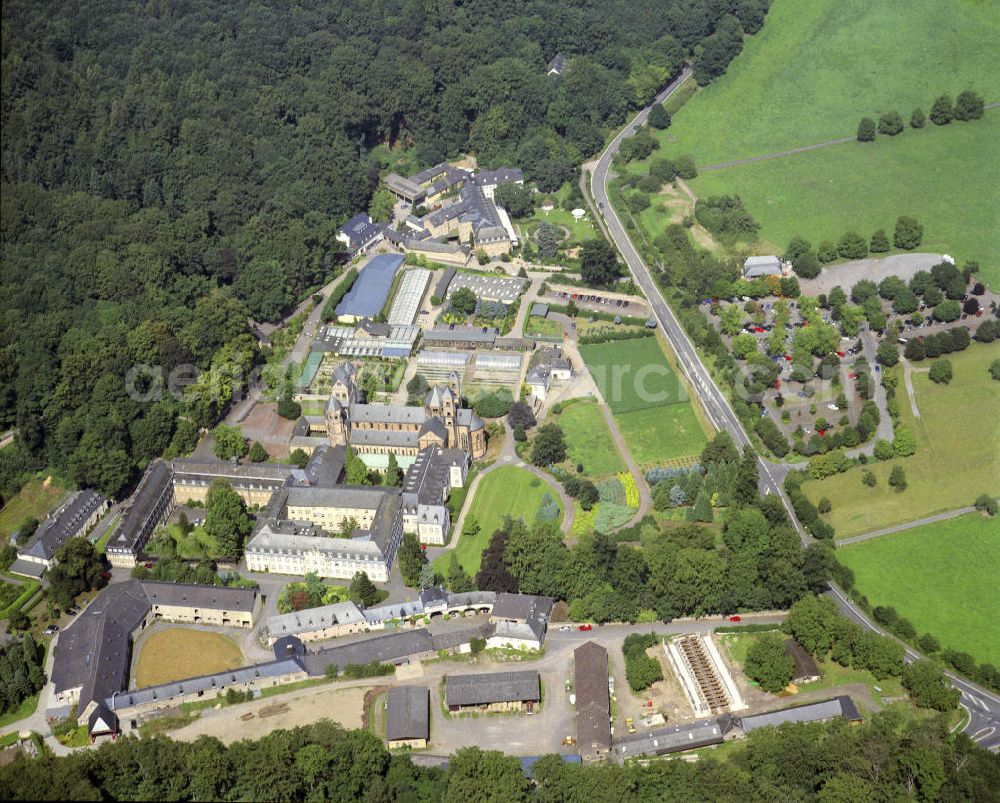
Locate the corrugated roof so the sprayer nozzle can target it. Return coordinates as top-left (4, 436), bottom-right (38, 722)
top-left (445, 670), bottom-right (540, 707)
top-left (336, 254), bottom-right (405, 318)
top-left (386, 686), bottom-right (430, 742)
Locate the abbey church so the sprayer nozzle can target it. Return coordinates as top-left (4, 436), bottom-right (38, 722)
top-left (322, 363), bottom-right (486, 462)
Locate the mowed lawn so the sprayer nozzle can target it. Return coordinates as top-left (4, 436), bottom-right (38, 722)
top-left (134, 628), bottom-right (244, 687)
top-left (689, 113), bottom-right (1000, 288)
top-left (580, 338), bottom-right (708, 464)
top-left (804, 342), bottom-right (1000, 538)
top-left (663, 0), bottom-right (1000, 166)
top-left (0, 475), bottom-right (70, 539)
top-left (435, 466), bottom-right (563, 576)
top-left (839, 514), bottom-right (1000, 666)
top-left (552, 399), bottom-right (625, 476)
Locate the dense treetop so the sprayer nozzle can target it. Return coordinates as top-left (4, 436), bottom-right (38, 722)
top-left (0, 0), bottom-right (764, 503)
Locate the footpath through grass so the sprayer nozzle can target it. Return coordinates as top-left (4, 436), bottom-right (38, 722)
top-left (663, 0), bottom-right (1000, 166)
top-left (435, 465), bottom-right (563, 576)
top-left (838, 514), bottom-right (1000, 667)
top-left (804, 341), bottom-right (1000, 537)
top-left (580, 338), bottom-right (708, 464)
top-left (689, 113), bottom-right (1000, 287)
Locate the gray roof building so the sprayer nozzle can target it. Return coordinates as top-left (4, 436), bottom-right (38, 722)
top-left (386, 686), bottom-right (430, 744)
top-left (547, 52), bottom-right (567, 75)
top-left (743, 255), bottom-right (782, 278)
top-left (51, 580), bottom-right (259, 729)
top-left (423, 325), bottom-right (499, 347)
top-left (738, 695), bottom-right (861, 733)
top-left (336, 254), bottom-right (405, 320)
top-left (445, 670), bottom-right (540, 708)
top-left (304, 630), bottom-right (436, 676)
top-left (434, 267), bottom-right (457, 299)
top-left (18, 489), bottom-right (107, 563)
top-left (574, 642), bottom-right (611, 757)
top-left (337, 214), bottom-right (384, 255)
top-left (107, 460), bottom-right (174, 562)
top-left (614, 718), bottom-right (732, 760)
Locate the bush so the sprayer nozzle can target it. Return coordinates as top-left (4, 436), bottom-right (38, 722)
top-left (675, 154), bottom-right (698, 180)
top-left (953, 90), bottom-right (984, 121)
top-left (974, 494), bottom-right (998, 516)
top-left (910, 108), bottom-right (926, 129)
top-left (648, 103), bottom-right (671, 129)
top-left (869, 229), bottom-right (890, 253)
top-left (817, 241), bottom-right (838, 263)
top-left (792, 250), bottom-right (821, 279)
top-left (893, 216), bottom-right (923, 250)
top-left (929, 95), bottom-right (953, 125)
top-left (837, 231), bottom-right (868, 260)
top-left (991, 359), bottom-right (1000, 382)
top-left (932, 300), bottom-right (961, 323)
top-left (888, 465), bottom-right (907, 492)
top-left (928, 359), bottom-right (952, 384)
top-left (856, 117), bottom-right (876, 142)
top-left (877, 111), bottom-right (903, 136)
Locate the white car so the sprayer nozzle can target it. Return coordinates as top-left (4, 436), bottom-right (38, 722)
top-left (827, 404), bottom-right (839, 411)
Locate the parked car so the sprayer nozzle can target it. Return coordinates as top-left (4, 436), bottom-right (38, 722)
top-left (44, 625), bottom-right (59, 635)
top-left (559, 625), bottom-right (571, 632)
top-left (728, 615), bottom-right (741, 623)
top-left (578, 624), bottom-right (593, 631)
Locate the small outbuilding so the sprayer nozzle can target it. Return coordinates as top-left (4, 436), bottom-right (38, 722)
top-left (385, 686), bottom-right (430, 749)
top-left (445, 670), bottom-right (540, 713)
top-left (742, 255), bottom-right (782, 279)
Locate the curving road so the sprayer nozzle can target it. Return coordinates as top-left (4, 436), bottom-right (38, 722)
top-left (588, 69), bottom-right (1000, 752)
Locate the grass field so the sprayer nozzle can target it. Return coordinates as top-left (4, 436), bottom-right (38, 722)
top-left (0, 475), bottom-right (70, 539)
top-left (689, 112), bottom-right (1000, 286)
top-left (580, 338), bottom-right (708, 463)
top-left (838, 514), bottom-right (1000, 666)
top-left (663, 0), bottom-right (1000, 166)
top-left (434, 466), bottom-right (563, 576)
top-left (134, 628), bottom-right (245, 687)
top-left (804, 341), bottom-right (1000, 537)
top-left (552, 399), bottom-right (625, 476)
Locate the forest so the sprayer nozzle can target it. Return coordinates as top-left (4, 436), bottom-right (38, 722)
top-left (1, 0), bottom-right (766, 503)
top-left (3, 713), bottom-right (998, 801)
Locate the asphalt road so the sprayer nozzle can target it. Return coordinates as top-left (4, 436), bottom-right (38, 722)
top-left (588, 69), bottom-right (1000, 752)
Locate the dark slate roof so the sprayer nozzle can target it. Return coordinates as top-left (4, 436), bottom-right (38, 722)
top-left (303, 630), bottom-right (435, 676)
top-left (785, 639), bottom-right (820, 682)
top-left (403, 447), bottom-right (466, 507)
top-left (336, 254), bottom-right (405, 319)
top-left (434, 267), bottom-right (457, 299)
top-left (88, 703), bottom-right (117, 735)
top-left (432, 623), bottom-right (493, 652)
top-left (171, 458), bottom-right (295, 488)
top-left (491, 593), bottom-right (553, 622)
top-left (273, 635), bottom-right (306, 660)
top-left (20, 490), bottom-right (106, 561)
top-left (614, 718), bottom-right (727, 759)
top-left (547, 52), bottom-right (566, 74)
top-left (574, 642), bottom-right (611, 753)
top-left (110, 460), bottom-right (173, 554)
top-left (445, 670), bottom-right (540, 707)
top-left (338, 214), bottom-right (382, 250)
top-left (51, 580), bottom-right (153, 714)
top-left (423, 326), bottom-right (498, 345)
top-left (738, 696), bottom-right (862, 733)
top-left (298, 445), bottom-right (346, 488)
top-left (110, 659), bottom-right (305, 711)
top-left (52, 580), bottom-right (258, 719)
top-left (142, 581), bottom-right (257, 613)
top-left (386, 686), bottom-right (430, 742)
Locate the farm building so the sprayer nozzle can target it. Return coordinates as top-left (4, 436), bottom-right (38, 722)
top-left (385, 686), bottom-right (430, 749)
top-left (574, 642), bottom-right (612, 760)
top-left (445, 670), bottom-right (541, 713)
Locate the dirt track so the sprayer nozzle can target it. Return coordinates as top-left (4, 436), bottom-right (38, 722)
top-left (169, 685), bottom-right (369, 745)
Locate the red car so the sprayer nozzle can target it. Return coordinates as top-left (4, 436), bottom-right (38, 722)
top-left (836, 351), bottom-right (845, 357)
top-left (774, 379), bottom-right (781, 389)
top-left (784, 355), bottom-right (792, 362)
top-left (728, 615), bottom-right (741, 623)
top-left (754, 326), bottom-right (764, 333)
top-left (578, 624), bottom-right (593, 631)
